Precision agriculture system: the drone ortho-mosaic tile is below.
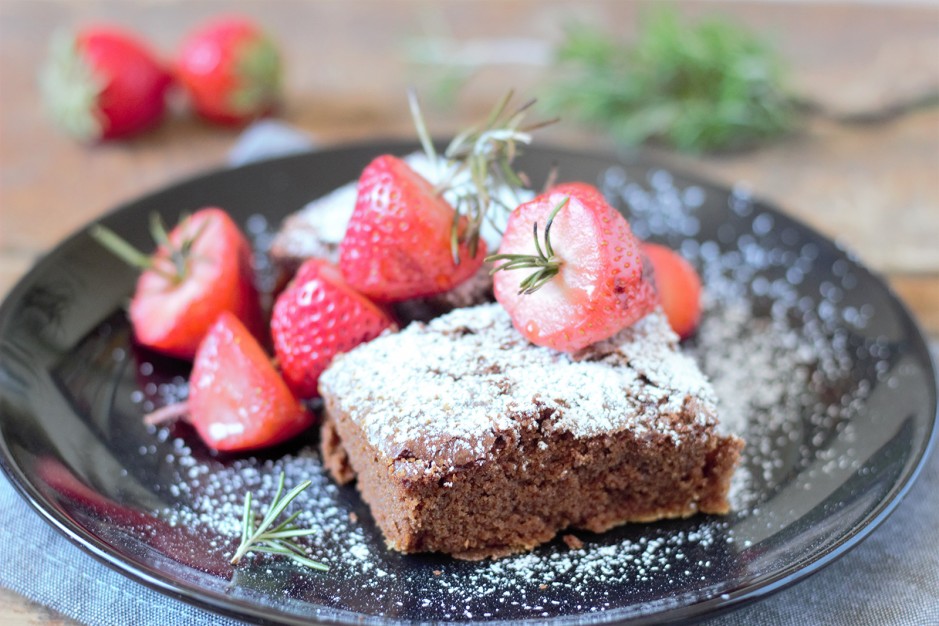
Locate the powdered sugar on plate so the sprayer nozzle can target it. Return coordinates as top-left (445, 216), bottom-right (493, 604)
top-left (114, 163), bottom-right (893, 622)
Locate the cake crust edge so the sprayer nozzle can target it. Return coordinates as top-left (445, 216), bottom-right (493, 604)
top-left (320, 394), bottom-right (743, 560)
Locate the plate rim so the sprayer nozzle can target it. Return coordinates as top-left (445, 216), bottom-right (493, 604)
top-left (1, 140), bottom-right (937, 625)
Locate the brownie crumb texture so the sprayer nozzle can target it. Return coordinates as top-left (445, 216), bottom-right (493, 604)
top-left (319, 304), bottom-right (743, 559)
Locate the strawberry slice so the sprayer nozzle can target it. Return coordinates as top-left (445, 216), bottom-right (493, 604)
top-left (271, 258), bottom-right (394, 398)
top-left (642, 243), bottom-right (702, 340)
top-left (489, 182), bottom-right (657, 352)
top-left (188, 312), bottom-right (313, 452)
top-left (339, 154), bottom-right (487, 302)
top-left (92, 207), bottom-right (263, 360)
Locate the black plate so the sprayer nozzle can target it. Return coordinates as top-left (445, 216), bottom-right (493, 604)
top-left (1, 143), bottom-right (936, 625)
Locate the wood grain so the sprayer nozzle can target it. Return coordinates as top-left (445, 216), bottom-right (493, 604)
top-left (891, 274), bottom-right (939, 335)
top-left (0, 588), bottom-right (69, 626)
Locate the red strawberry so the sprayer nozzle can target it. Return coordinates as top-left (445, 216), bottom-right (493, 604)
top-left (489, 182), bottom-right (657, 352)
top-left (40, 26), bottom-right (172, 141)
top-left (642, 243), bottom-right (702, 340)
top-left (92, 207), bottom-right (264, 360)
top-left (175, 16), bottom-right (282, 126)
top-left (188, 312), bottom-right (313, 452)
top-left (271, 258), bottom-right (394, 398)
top-left (339, 154), bottom-right (486, 302)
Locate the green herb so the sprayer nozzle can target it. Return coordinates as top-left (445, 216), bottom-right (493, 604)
top-left (485, 196), bottom-right (569, 295)
top-left (408, 89), bottom-right (555, 263)
top-left (89, 212), bottom-right (207, 285)
top-left (230, 472), bottom-right (329, 571)
top-left (543, 9), bottom-right (795, 152)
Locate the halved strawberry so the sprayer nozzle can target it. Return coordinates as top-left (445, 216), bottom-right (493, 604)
top-left (642, 243), bottom-right (702, 340)
top-left (188, 312), bottom-right (313, 452)
top-left (489, 182), bottom-right (657, 352)
top-left (92, 207), bottom-right (264, 360)
top-left (339, 154), bottom-right (487, 302)
top-left (271, 258), bottom-right (394, 398)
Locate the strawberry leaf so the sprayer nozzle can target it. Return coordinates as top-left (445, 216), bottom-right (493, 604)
top-left (39, 32), bottom-right (106, 141)
top-left (230, 35), bottom-right (282, 115)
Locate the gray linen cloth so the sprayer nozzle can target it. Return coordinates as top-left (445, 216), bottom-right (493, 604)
top-left (1, 123), bottom-right (936, 625)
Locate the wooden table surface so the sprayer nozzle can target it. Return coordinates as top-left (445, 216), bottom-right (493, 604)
top-left (1, 1), bottom-right (937, 624)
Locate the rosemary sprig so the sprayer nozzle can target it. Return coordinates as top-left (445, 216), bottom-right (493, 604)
top-left (90, 212), bottom-right (209, 285)
top-left (230, 472), bottom-right (329, 572)
top-left (542, 9), bottom-right (794, 152)
top-left (407, 89), bottom-right (555, 264)
top-left (89, 224), bottom-right (158, 275)
top-left (486, 196), bottom-right (568, 295)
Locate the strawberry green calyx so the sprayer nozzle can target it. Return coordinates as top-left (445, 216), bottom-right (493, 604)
top-left (39, 32), bottom-right (105, 142)
top-left (90, 212), bottom-right (210, 285)
top-left (230, 34), bottom-right (282, 117)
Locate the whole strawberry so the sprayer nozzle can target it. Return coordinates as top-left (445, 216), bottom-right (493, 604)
top-left (188, 312), bottom-right (313, 452)
top-left (339, 154), bottom-right (487, 302)
top-left (175, 16), bottom-right (282, 126)
top-left (271, 258), bottom-right (394, 398)
top-left (40, 26), bottom-right (172, 141)
top-left (489, 182), bottom-right (657, 352)
top-left (91, 207), bottom-right (264, 360)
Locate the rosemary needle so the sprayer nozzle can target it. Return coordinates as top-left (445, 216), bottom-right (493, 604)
top-left (407, 89), bottom-right (554, 263)
top-left (230, 472), bottom-right (329, 572)
top-left (486, 196), bottom-right (569, 295)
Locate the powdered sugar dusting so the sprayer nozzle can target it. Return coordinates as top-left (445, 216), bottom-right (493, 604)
top-left (601, 165), bottom-right (883, 513)
top-left (320, 305), bottom-right (718, 467)
top-left (89, 160), bottom-right (901, 623)
top-left (142, 437), bottom-right (739, 620)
